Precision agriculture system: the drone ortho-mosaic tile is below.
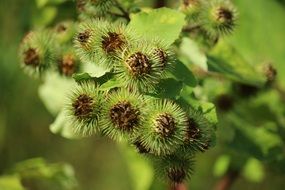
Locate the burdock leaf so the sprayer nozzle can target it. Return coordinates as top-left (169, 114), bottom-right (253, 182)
top-left (128, 8), bottom-right (185, 45)
top-left (180, 37), bottom-right (208, 71)
top-left (39, 72), bottom-right (76, 116)
top-left (207, 40), bottom-right (266, 87)
top-left (151, 78), bottom-right (183, 99)
top-left (0, 175), bottom-right (25, 190)
top-left (171, 60), bottom-right (197, 87)
top-left (50, 110), bottom-right (79, 139)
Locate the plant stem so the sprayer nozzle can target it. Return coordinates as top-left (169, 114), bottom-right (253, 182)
top-left (182, 25), bottom-right (201, 33)
top-left (114, 0), bottom-right (130, 21)
top-left (155, 0), bottom-right (166, 8)
top-left (170, 183), bottom-right (187, 190)
top-left (214, 170), bottom-right (239, 190)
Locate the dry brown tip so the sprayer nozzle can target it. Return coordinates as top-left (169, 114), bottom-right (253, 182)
top-left (109, 101), bottom-right (140, 131)
top-left (153, 48), bottom-right (168, 68)
top-left (59, 54), bottom-right (77, 76)
top-left (56, 24), bottom-right (67, 33)
top-left (126, 52), bottom-right (151, 76)
top-left (133, 140), bottom-right (150, 154)
top-left (155, 113), bottom-right (176, 137)
top-left (72, 94), bottom-right (94, 119)
top-left (102, 32), bottom-right (125, 54)
top-left (77, 30), bottom-right (91, 44)
top-left (24, 48), bottom-right (40, 67)
top-left (216, 7), bottom-right (233, 23)
top-left (185, 118), bottom-right (200, 141)
top-left (167, 168), bottom-right (186, 183)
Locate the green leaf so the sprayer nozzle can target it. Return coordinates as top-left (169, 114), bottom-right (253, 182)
top-left (228, 113), bottom-right (283, 160)
top-left (0, 175), bottom-right (25, 190)
top-left (242, 158), bottom-right (265, 183)
top-left (72, 73), bottom-right (92, 83)
top-left (118, 143), bottom-right (154, 190)
top-left (38, 72), bottom-right (76, 116)
top-left (128, 8), bottom-right (185, 45)
top-left (36, 0), bottom-right (49, 8)
top-left (213, 155), bottom-right (231, 177)
top-left (179, 93), bottom-right (218, 126)
top-left (82, 62), bottom-right (110, 78)
top-left (171, 60), bottom-right (197, 87)
top-left (12, 158), bottom-right (78, 190)
top-left (50, 110), bottom-right (79, 139)
top-left (99, 78), bottom-right (124, 91)
top-left (73, 63), bottom-right (112, 83)
top-left (32, 6), bottom-right (57, 27)
top-left (36, 0), bottom-right (68, 8)
top-left (208, 40), bottom-right (266, 86)
top-left (151, 78), bottom-right (183, 99)
top-left (228, 0), bottom-right (285, 88)
top-left (180, 37), bottom-right (208, 71)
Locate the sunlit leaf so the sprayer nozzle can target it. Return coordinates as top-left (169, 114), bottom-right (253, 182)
top-left (128, 8), bottom-right (185, 45)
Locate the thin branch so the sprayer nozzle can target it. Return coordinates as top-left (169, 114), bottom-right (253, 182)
top-left (214, 170), bottom-right (239, 190)
top-left (107, 11), bottom-right (128, 20)
top-left (182, 25), bottom-right (202, 33)
top-left (114, 0), bottom-right (130, 21)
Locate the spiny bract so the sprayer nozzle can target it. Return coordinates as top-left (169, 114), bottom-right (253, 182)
top-left (138, 100), bottom-right (188, 155)
top-left (64, 82), bottom-right (104, 137)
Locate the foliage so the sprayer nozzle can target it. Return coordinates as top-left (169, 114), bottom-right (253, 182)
top-left (14, 0), bottom-right (285, 189)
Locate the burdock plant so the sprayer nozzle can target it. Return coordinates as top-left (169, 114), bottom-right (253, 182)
top-left (18, 0), bottom-right (244, 188)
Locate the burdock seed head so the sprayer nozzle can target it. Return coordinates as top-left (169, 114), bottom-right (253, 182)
top-left (74, 20), bottom-right (99, 63)
top-left (109, 101), bottom-right (140, 131)
top-left (201, 0), bottom-right (237, 37)
top-left (54, 21), bottom-right (76, 44)
top-left (19, 30), bottom-right (56, 77)
top-left (155, 113), bottom-right (176, 137)
top-left (74, 20), bottom-right (130, 69)
top-left (24, 48), bottom-right (40, 67)
top-left (101, 89), bottom-right (146, 140)
top-left (126, 52), bottom-right (151, 76)
top-left (153, 48), bottom-right (168, 68)
top-left (101, 32), bottom-right (125, 54)
top-left (138, 100), bottom-right (188, 155)
top-left (115, 42), bottom-right (164, 90)
top-left (133, 139), bottom-right (151, 154)
top-left (167, 168), bottom-right (187, 183)
top-left (72, 94), bottom-right (94, 119)
top-left (58, 53), bottom-right (79, 77)
top-left (179, 108), bottom-right (216, 155)
top-left (185, 117), bottom-right (200, 141)
top-left (77, 30), bottom-right (91, 44)
top-left (153, 154), bottom-right (194, 183)
top-left (65, 82), bottom-right (103, 137)
top-left (180, 0), bottom-right (203, 22)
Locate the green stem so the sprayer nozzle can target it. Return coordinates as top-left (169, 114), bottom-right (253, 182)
top-left (170, 183), bottom-right (187, 190)
top-left (214, 170), bottom-right (239, 190)
top-left (114, 0), bottom-right (130, 21)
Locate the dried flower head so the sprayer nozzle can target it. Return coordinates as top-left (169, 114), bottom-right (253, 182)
top-left (115, 42), bottom-right (164, 90)
top-left (153, 154), bottom-right (194, 183)
top-left (101, 89), bottom-right (146, 140)
top-left (58, 53), bottom-right (80, 77)
top-left (139, 100), bottom-right (188, 155)
top-left (201, 0), bottom-right (237, 37)
top-left (179, 108), bottom-right (215, 154)
top-left (19, 30), bottom-right (57, 77)
top-left (180, 0), bottom-right (203, 22)
top-left (65, 82), bottom-right (103, 136)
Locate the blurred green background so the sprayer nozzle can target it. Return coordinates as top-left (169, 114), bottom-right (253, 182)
top-left (0, 0), bottom-right (285, 190)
